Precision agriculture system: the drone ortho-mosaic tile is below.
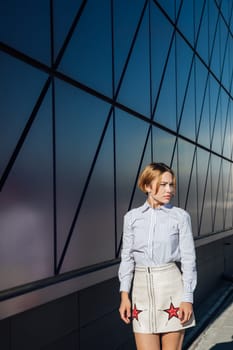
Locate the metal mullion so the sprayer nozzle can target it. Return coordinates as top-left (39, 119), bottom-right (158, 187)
top-left (50, 0), bottom-right (58, 274)
top-left (111, 0), bottom-right (118, 259)
top-left (148, 0), bottom-right (153, 160)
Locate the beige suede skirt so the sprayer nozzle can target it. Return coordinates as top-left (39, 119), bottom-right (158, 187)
top-left (132, 263), bottom-right (195, 334)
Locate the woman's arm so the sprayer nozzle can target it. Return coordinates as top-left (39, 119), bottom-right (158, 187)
top-left (118, 211), bottom-right (135, 323)
top-left (118, 211), bottom-right (135, 293)
top-left (179, 211), bottom-right (197, 304)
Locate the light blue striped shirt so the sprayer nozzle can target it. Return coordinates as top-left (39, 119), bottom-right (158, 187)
top-left (118, 201), bottom-right (197, 303)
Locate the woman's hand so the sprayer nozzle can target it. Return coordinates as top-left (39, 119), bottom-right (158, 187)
top-left (119, 292), bottom-right (131, 324)
top-left (178, 302), bottom-right (193, 324)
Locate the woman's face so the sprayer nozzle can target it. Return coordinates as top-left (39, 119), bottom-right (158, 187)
top-left (146, 171), bottom-right (175, 207)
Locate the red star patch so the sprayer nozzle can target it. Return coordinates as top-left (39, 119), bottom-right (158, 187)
top-left (163, 302), bottom-right (179, 320)
top-left (132, 304), bottom-right (143, 321)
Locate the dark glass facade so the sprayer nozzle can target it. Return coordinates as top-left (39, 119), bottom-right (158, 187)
top-left (0, 0), bottom-right (233, 315)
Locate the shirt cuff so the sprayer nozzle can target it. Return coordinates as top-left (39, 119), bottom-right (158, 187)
top-left (119, 280), bottom-right (131, 293)
top-left (182, 291), bottom-right (193, 303)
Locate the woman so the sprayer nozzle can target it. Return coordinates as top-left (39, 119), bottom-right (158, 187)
top-left (118, 162), bottom-right (197, 350)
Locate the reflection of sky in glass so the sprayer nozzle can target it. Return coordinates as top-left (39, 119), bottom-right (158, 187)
top-left (154, 41), bottom-right (176, 131)
top-left (177, 0), bottom-right (194, 44)
top-left (59, 0), bottom-right (112, 96)
top-left (113, 0), bottom-right (145, 88)
top-left (150, 5), bottom-right (173, 107)
top-left (61, 116), bottom-right (115, 272)
top-left (0, 52), bottom-right (47, 178)
top-left (0, 0), bottom-right (50, 63)
top-left (55, 80), bottom-right (112, 261)
top-left (177, 139), bottom-right (196, 208)
top-left (117, 5), bottom-right (150, 116)
top-left (53, 0), bottom-right (83, 59)
top-left (0, 91), bottom-right (53, 290)
top-left (176, 34), bottom-right (194, 120)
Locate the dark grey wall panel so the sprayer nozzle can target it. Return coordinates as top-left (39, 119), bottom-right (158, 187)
top-left (11, 293), bottom-right (79, 350)
top-left (79, 277), bottom-right (119, 327)
top-left (0, 318), bottom-right (10, 350)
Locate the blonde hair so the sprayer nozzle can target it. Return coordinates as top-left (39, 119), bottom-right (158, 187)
top-left (138, 162), bottom-right (176, 194)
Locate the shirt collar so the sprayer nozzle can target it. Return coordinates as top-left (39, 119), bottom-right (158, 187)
top-left (141, 201), bottom-right (173, 212)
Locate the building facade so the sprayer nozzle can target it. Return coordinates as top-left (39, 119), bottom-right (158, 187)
top-left (0, 0), bottom-right (233, 349)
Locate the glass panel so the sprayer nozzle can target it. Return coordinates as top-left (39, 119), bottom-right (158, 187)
top-left (208, 0), bottom-right (219, 55)
top-left (177, 0), bottom-right (194, 44)
top-left (197, 78), bottom-right (210, 148)
top-left (196, 3), bottom-right (208, 64)
top-left (211, 155), bottom-right (221, 230)
top-left (199, 158), bottom-right (212, 236)
top-left (176, 33), bottom-right (194, 124)
top-left (61, 117), bottom-right (115, 272)
top-left (222, 160), bottom-right (231, 229)
top-left (231, 6), bottom-right (233, 34)
top-left (186, 153), bottom-right (198, 237)
top-left (59, 0), bottom-right (112, 96)
top-left (115, 109), bottom-right (149, 249)
top-left (224, 164), bottom-right (233, 228)
top-left (113, 0), bottom-right (145, 89)
top-left (195, 57), bottom-right (209, 139)
top-left (196, 148), bottom-right (210, 234)
top-left (132, 135), bottom-right (152, 210)
top-left (0, 90), bottom-right (53, 290)
top-left (170, 143), bottom-right (178, 208)
top-left (150, 5), bottom-right (173, 107)
top-left (0, 1), bottom-right (50, 64)
top-left (178, 65), bottom-right (196, 140)
top-left (154, 41), bottom-right (176, 131)
top-left (220, 0), bottom-right (232, 23)
top-left (194, 0), bottom-right (206, 43)
top-left (211, 90), bottom-right (222, 154)
top-left (214, 161), bottom-right (224, 231)
top-left (220, 92), bottom-right (229, 156)
top-left (220, 20), bottom-right (228, 74)
top-left (156, 0), bottom-right (175, 20)
top-left (210, 21), bottom-right (221, 79)
top-left (0, 52), bottom-right (48, 180)
top-left (55, 80), bottom-right (111, 262)
top-left (209, 77), bottom-right (220, 143)
top-left (53, 0), bottom-right (83, 60)
top-left (177, 139), bottom-right (195, 209)
top-left (152, 127), bottom-right (176, 166)
top-left (223, 101), bottom-right (233, 160)
top-left (222, 39), bottom-right (231, 91)
top-left (117, 5), bottom-right (150, 116)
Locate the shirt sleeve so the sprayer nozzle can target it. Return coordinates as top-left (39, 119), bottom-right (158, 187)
top-left (118, 211), bottom-right (135, 293)
top-left (179, 211), bottom-right (197, 303)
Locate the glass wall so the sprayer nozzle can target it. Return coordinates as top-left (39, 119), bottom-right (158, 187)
top-left (0, 0), bottom-right (233, 298)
